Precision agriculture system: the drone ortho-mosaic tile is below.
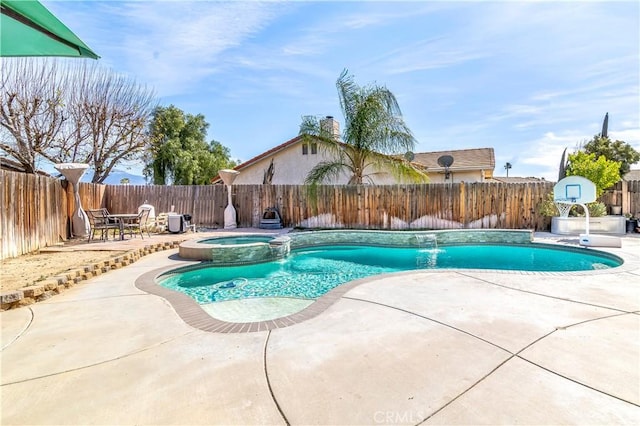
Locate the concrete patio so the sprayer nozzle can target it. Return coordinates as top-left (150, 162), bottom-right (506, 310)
top-left (1, 231), bottom-right (639, 425)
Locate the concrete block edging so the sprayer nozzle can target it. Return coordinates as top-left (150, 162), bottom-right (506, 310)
top-left (0, 241), bottom-right (182, 311)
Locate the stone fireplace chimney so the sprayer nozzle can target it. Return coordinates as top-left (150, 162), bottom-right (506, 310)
top-left (320, 116), bottom-right (340, 140)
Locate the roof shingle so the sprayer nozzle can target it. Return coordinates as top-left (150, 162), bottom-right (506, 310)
top-left (412, 148), bottom-right (495, 171)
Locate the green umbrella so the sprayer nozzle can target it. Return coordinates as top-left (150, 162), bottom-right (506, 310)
top-left (0, 0), bottom-right (99, 58)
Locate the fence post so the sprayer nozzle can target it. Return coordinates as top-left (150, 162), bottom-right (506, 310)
top-left (458, 182), bottom-right (466, 226)
top-left (621, 180), bottom-right (629, 215)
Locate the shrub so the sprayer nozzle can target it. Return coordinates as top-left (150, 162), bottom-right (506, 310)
top-left (566, 151), bottom-right (620, 198)
top-left (571, 202), bottom-right (607, 217)
top-left (538, 193), bottom-right (559, 217)
top-left (538, 193), bottom-right (607, 217)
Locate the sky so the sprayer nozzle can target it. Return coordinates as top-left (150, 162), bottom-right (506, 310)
top-left (42, 0), bottom-right (639, 181)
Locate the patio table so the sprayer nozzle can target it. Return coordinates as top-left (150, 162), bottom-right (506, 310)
top-left (107, 213), bottom-right (140, 240)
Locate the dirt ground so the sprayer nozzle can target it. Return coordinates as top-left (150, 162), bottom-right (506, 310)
top-left (1, 250), bottom-right (127, 292)
top-left (0, 229), bottom-right (262, 293)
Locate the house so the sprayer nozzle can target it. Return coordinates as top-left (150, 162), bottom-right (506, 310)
top-left (214, 117), bottom-right (496, 184)
top-left (215, 117), bottom-right (345, 185)
top-left (215, 134), bottom-right (336, 185)
top-left (412, 148), bottom-right (495, 183)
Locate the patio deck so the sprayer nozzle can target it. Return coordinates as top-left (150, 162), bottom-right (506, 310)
top-left (1, 230), bottom-right (639, 425)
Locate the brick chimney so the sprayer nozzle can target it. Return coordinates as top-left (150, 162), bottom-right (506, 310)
top-left (320, 116), bottom-right (340, 140)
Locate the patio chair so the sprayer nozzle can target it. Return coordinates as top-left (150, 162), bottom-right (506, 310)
top-left (87, 209), bottom-right (120, 242)
top-left (122, 207), bottom-right (152, 240)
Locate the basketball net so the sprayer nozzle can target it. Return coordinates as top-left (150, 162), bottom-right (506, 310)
top-left (554, 201), bottom-right (574, 218)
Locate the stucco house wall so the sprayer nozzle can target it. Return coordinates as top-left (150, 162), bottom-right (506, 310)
top-left (426, 170), bottom-right (488, 183)
top-left (231, 138), bottom-right (352, 185)
top-left (230, 142), bottom-right (492, 185)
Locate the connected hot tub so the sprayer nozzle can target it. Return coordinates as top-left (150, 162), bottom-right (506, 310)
top-left (179, 234), bottom-right (291, 264)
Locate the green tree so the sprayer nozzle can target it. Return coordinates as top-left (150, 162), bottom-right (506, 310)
top-left (566, 151), bottom-right (620, 197)
top-left (300, 69), bottom-right (427, 185)
top-left (188, 140), bottom-right (237, 185)
top-left (144, 105), bottom-right (236, 185)
top-left (583, 135), bottom-right (640, 176)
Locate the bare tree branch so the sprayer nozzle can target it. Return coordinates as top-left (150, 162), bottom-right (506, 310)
top-left (0, 58), bottom-right (67, 173)
top-left (1, 59), bottom-right (156, 182)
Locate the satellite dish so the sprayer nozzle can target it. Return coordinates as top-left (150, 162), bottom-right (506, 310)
top-left (404, 151), bottom-right (415, 161)
top-left (437, 155), bottom-right (454, 168)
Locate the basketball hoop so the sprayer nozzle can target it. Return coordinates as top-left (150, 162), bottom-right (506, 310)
top-left (553, 176), bottom-right (597, 237)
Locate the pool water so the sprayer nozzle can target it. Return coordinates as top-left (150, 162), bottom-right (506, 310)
top-left (199, 235), bottom-right (274, 245)
top-left (158, 244), bottom-right (621, 304)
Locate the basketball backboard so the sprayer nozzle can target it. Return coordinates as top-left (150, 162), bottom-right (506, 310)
top-left (553, 176), bottom-right (596, 204)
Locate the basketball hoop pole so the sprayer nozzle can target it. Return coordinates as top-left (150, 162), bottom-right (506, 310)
top-left (579, 203), bottom-right (589, 235)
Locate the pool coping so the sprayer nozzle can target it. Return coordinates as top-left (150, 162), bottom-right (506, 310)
top-left (135, 239), bottom-right (639, 334)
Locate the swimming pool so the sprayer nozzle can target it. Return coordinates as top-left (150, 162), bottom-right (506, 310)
top-left (158, 243), bottom-right (622, 305)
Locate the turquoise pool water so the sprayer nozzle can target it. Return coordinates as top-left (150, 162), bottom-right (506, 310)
top-left (199, 235), bottom-right (274, 245)
top-left (159, 244), bottom-right (621, 304)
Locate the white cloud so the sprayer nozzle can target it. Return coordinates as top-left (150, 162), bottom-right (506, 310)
top-left (50, 1), bottom-right (289, 96)
top-left (611, 129), bottom-right (640, 150)
top-left (519, 132), bottom-right (583, 181)
top-left (385, 48), bottom-right (488, 74)
top-left (40, 1), bottom-right (637, 180)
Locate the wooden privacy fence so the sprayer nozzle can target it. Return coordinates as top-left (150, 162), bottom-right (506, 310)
top-left (601, 180), bottom-right (640, 216)
top-left (5, 168), bottom-right (640, 260)
top-left (628, 180), bottom-right (640, 215)
top-left (1, 170), bottom-right (68, 259)
top-left (103, 182), bottom-right (556, 231)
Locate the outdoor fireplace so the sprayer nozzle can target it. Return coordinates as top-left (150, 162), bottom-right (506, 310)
top-left (260, 207), bottom-right (283, 229)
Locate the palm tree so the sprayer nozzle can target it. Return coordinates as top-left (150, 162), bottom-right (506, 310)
top-left (504, 162), bottom-right (512, 177)
top-left (300, 69), bottom-right (428, 185)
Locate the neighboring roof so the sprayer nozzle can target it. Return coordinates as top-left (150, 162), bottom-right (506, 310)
top-left (0, 157), bottom-right (51, 176)
top-left (0, 157), bottom-right (25, 172)
top-left (489, 176), bottom-right (547, 183)
top-left (232, 135), bottom-right (304, 173)
top-left (624, 169), bottom-right (640, 181)
top-left (412, 148), bottom-right (495, 171)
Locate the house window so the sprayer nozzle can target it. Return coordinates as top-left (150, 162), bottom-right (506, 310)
top-left (311, 143), bottom-right (317, 154)
top-left (302, 143), bottom-right (308, 155)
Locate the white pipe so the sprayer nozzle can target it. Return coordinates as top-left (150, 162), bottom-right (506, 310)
top-left (579, 203), bottom-right (589, 235)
